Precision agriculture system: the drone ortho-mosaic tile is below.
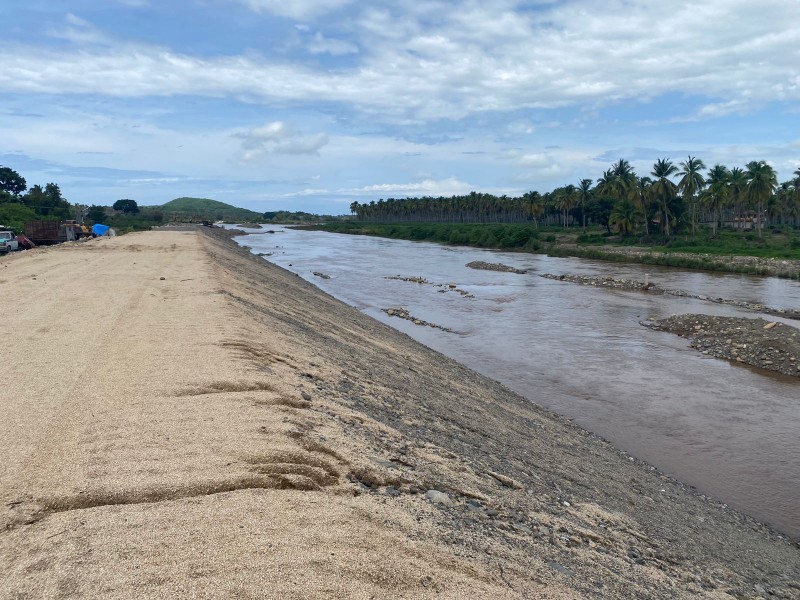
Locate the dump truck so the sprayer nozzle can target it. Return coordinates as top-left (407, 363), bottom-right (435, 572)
top-left (23, 220), bottom-right (83, 245)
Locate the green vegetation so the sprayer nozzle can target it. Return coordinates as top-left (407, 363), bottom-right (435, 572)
top-left (0, 166), bottom-right (271, 235)
top-left (158, 197), bottom-right (263, 222)
top-left (0, 203), bottom-right (38, 233)
top-left (348, 158), bottom-right (799, 241)
top-left (113, 199), bottom-right (140, 214)
top-left (314, 221), bottom-right (800, 259)
top-left (0, 164), bottom-right (345, 237)
top-left (337, 157), bottom-right (800, 274)
top-left (306, 222), bottom-right (543, 250)
top-left (313, 221), bottom-right (800, 277)
top-left (262, 210), bottom-right (347, 224)
top-left (575, 228), bottom-right (800, 259)
top-left (0, 166), bottom-right (74, 232)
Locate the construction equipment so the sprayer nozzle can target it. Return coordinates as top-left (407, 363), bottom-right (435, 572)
top-left (23, 220), bottom-right (83, 245)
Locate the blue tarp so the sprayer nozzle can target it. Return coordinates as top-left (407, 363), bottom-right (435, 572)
top-left (92, 224), bottom-right (111, 236)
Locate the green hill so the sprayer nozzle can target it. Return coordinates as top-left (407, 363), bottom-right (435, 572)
top-left (155, 197), bottom-right (263, 222)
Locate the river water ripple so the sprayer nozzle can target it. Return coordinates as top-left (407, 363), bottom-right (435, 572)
top-left (235, 226), bottom-right (800, 538)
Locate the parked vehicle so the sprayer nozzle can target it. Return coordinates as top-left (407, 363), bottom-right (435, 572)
top-left (23, 220), bottom-right (82, 245)
top-left (0, 229), bottom-right (19, 254)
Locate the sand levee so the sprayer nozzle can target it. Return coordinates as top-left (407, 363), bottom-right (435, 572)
top-left (0, 229), bottom-right (797, 599)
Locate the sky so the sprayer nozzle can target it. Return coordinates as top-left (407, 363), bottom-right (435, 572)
top-left (1, 0), bottom-right (799, 215)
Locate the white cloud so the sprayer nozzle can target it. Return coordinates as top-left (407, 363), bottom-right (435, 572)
top-left (353, 177), bottom-right (471, 196)
top-left (283, 177), bottom-right (475, 198)
top-left (238, 0), bottom-right (352, 19)
top-left (236, 121), bottom-right (329, 160)
top-left (694, 100), bottom-right (751, 120)
top-left (5, 0), bottom-right (800, 211)
top-left (48, 14), bottom-right (110, 45)
top-left (65, 14), bottom-right (92, 28)
top-left (308, 32), bottom-right (358, 56)
top-left (4, 0), bottom-right (800, 122)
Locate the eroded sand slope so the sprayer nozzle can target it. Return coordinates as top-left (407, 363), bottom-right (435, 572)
top-left (0, 229), bottom-right (797, 599)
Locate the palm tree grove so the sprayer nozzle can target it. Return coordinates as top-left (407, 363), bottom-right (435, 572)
top-left (333, 158), bottom-right (800, 269)
top-left (348, 158), bottom-right (796, 234)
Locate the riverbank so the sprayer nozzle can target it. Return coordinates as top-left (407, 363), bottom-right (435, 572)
top-left (303, 223), bottom-right (800, 279)
top-left (548, 244), bottom-right (800, 279)
top-left (641, 315), bottom-right (800, 378)
top-left (1, 228), bottom-right (798, 598)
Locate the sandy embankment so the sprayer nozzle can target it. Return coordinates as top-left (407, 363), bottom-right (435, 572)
top-left (1, 229), bottom-right (798, 599)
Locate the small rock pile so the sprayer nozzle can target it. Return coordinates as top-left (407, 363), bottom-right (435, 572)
top-left (541, 273), bottom-right (655, 291)
top-left (386, 275), bottom-right (428, 284)
top-left (382, 307), bottom-right (454, 333)
top-left (437, 285), bottom-right (474, 298)
top-left (466, 261), bottom-right (527, 274)
top-left (385, 275), bottom-right (475, 298)
top-left (642, 314), bottom-right (800, 377)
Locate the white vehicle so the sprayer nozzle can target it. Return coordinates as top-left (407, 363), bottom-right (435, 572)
top-left (0, 230), bottom-right (19, 254)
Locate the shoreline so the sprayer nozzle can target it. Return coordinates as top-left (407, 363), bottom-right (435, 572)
top-left (546, 244), bottom-right (800, 280)
top-left (2, 228), bottom-right (798, 598)
top-left (299, 224), bottom-right (800, 279)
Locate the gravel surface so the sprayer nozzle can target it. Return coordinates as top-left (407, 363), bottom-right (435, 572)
top-left (642, 314), bottom-right (800, 377)
top-left (466, 260), bottom-right (527, 274)
top-left (1, 228), bottom-right (798, 599)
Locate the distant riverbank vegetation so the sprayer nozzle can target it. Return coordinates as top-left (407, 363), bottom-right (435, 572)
top-left (324, 158), bottom-right (800, 265)
top-left (347, 159), bottom-right (798, 235)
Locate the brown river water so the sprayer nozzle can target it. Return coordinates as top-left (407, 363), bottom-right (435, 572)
top-left (235, 226), bottom-right (800, 538)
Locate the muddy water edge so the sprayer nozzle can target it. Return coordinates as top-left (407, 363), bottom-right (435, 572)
top-left (235, 225), bottom-right (800, 539)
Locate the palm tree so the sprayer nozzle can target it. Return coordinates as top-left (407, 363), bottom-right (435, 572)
top-left (701, 164), bottom-right (729, 236)
top-left (635, 176), bottom-right (652, 235)
top-left (595, 169), bottom-right (615, 197)
top-left (611, 159), bottom-right (637, 204)
top-left (610, 198), bottom-right (639, 234)
top-left (578, 178), bottom-right (592, 231)
top-left (775, 181), bottom-right (794, 227)
top-left (745, 161), bottom-right (778, 237)
top-left (523, 191), bottom-right (544, 226)
top-left (555, 185), bottom-right (577, 228)
top-left (728, 167), bottom-right (747, 228)
top-left (677, 156), bottom-right (706, 235)
top-left (651, 158), bottom-right (679, 236)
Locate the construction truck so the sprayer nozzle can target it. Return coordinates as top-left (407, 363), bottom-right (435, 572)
top-left (23, 220), bottom-right (84, 245)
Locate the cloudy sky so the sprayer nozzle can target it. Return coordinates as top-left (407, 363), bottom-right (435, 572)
top-left (2, 0), bottom-right (799, 214)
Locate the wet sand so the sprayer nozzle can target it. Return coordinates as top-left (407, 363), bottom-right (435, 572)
top-left (1, 228), bottom-right (798, 599)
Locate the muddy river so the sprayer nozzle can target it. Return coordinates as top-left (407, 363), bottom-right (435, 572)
top-left (235, 226), bottom-right (800, 538)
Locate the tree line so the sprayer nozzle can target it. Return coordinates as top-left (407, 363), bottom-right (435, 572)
top-left (349, 159), bottom-right (800, 238)
top-left (0, 165), bottom-right (154, 233)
